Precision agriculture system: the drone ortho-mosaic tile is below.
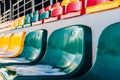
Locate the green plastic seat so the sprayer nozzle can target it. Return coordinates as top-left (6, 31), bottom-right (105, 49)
top-left (23, 14), bottom-right (31, 28)
top-left (80, 22), bottom-right (120, 80)
top-left (32, 11), bottom-right (39, 22)
top-left (39, 11), bottom-right (51, 20)
top-left (6, 25), bottom-right (92, 80)
top-left (0, 29), bottom-right (47, 65)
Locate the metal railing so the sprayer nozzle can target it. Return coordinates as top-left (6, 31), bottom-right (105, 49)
top-left (0, 0), bottom-right (59, 23)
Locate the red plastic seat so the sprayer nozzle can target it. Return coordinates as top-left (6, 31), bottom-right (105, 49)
top-left (87, 0), bottom-right (110, 7)
top-left (61, 0), bottom-right (85, 19)
top-left (51, 2), bottom-right (63, 19)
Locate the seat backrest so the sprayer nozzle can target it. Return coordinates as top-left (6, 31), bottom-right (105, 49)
top-left (6, 32), bottom-right (26, 56)
top-left (51, 2), bottom-right (63, 17)
top-left (87, 0), bottom-right (110, 7)
top-left (0, 34), bottom-right (4, 48)
top-left (39, 6), bottom-right (51, 20)
top-left (14, 18), bottom-right (19, 27)
top-left (41, 25), bottom-right (92, 76)
top-left (0, 34), bottom-right (12, 50)
top-left (87, 22), bottom-right (120, 80)
top-left (19, 16), bottom-right (25, 26)
top-left (24, 14), bottom-right (31, 24)
top-left (20, 29), bottom-right (47, 62)
top-left (32, 11), bottom-right (39, 22)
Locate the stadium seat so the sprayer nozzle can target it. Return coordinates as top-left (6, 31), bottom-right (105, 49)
top-left (86, 0), bottom-right (119, 14)
top-left (0, 34), bottom-right (12, 53)
top-left (39, 6), bottom-right (51, 23)
top-left (23, 14), bottom-right (31, 28)
top-left (0, 29), bottom-right (47, 65)
top-left (13, 18), bottom-right (19, 30)
top-left (0, 32), bottom-right (26, 58)
top-left (17, 16), bottom-right (25, 29)
top-left (31, 8), bottom-right (45, 26)
top-left (79, 22), bottom-right (120, 80)
top-left (5, 25), bottom-right (92, 80)
top-left (61, 0), bottom-right (85, 19)
top-left (32, 11), bottom-right (39, 26)
top-left (44, 2), bottom-right (63, 22)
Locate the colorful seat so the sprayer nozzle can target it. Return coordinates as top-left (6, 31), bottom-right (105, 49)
top-left (0, 34), bottom-right (12, 53)
top-left (61, 0), bottom-right (84, 19)
top-left (12, 18), bottom-right (19, 30)
top-left (32, 11), bottom-right (39, 22)
top-left (0, 32), bottom-right (26, 58)
top-left (39, 6), bottom-right (51, 23)
top-left (23, 14), bottom-right (31, 28)
top-left (44, 2), bottom-right (63, 22)
top-left (79, 22), bottom-right (120, 80)
top-left (0, 30), bottom-right (47, 64)
top-left (17, 16), bottom-right (25, 29)
top-left (86, 0), bottom-right (119, 14)
top-left (5, 25), bottom-right (92, 80)
top-left (32, 11), bottom-right (40, 26)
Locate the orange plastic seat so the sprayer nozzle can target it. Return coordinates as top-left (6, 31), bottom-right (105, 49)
top-left (0, 32), bottom-right (26, 58)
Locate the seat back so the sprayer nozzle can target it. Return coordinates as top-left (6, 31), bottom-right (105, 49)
top-left (24, 14), bottom-right (31, 24)
top-left (20, 29), bottom-right (47, 62)
top-left (0, 34), bottom-right (4, 48)
top-left (41, 25), bottom-right (92, 77)
top-left (0, 34), bottom-right (12, 50)
top-left (51, 2), bottom-right (63, 17)
top-left (5, 32), bottom-right (26, 57)
top-left (87, 0), bottom-right (110, 7)
top-left (19, 16), bottom-right (25, 26)
top-left (39, 6), bottom-right (51, 20)
top-left (32, 11), bottom-right (39, 22)
top-left (81, 22), bottom-right (120, 80)
top-left (14, 18), bottom-right (19, 28)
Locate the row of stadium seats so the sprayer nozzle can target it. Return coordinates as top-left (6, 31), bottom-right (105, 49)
top-left (1, 0), bottom-right (120, 33)
top-left (0, 30), bottom-right (47, 64)
top-left (0, 25), bottom-right (92, 79)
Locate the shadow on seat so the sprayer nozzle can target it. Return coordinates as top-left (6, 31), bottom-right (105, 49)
top-left (0, 29), bottom-right (47, 65)
top-left (7, 25), bottom-right (92, 80)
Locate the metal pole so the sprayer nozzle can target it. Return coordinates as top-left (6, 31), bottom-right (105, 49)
top-left (3, 0), bottom-right (6, 13)
top-left (56, 0), bottom-right (58, 3)
top-left (24, 0), bottom-right (25, 15)
top-left (10, 0), bottom-right (12, 20)
top-left (17, 0), bottom-right (19, 17)
top-left (50, 0), bottom-right (53, 5)
top-left (32, 0), bottom-right (35, 12)
top-left (0, 4), bottom-right (1, 16)
top-left (42, 0), bottom-right (44, 8)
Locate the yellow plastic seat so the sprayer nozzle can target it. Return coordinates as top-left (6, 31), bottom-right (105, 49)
top-left (0, 32), bottom-right (26, 58)
top-left (17, 16), bottom-right (25, 29)
top-left (13, 18), bottom-right (19, 29)
top-left (0, 34), bottom-right (12, 53)
top-left (20, 16), bottom-right (25, 26)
